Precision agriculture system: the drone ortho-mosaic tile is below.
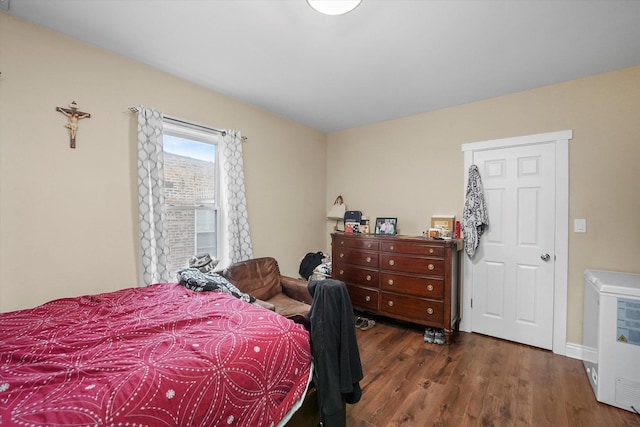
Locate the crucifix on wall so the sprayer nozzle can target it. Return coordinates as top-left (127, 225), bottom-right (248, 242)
top-left (56, 101), bottom-right (91, 149)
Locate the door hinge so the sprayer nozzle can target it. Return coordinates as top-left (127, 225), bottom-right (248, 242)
top-left (470, 298), bottom-right (473, 308)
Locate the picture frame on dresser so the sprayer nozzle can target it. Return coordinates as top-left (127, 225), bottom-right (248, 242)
top-left (430, 215), bottom-right (455, 232)
top-left (374, 217), bottom-right (397, 235)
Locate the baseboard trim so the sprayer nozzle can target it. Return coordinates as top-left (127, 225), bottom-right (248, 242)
top-left (565, 341), bottom-right (597, 362)
top-left (457, 332), bottom-right (593, 362)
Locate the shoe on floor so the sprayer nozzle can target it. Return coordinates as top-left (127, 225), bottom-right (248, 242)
top-left (360, 319), bottom-right (375, 331)
top-left (355, 316), bottom-right (366, 329)
top-left (423, 327), bottom-right (435, 343)
top-left (434, 328), bottom-right (445, 345)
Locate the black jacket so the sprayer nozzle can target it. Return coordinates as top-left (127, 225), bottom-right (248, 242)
top-left (306, 279), bottom-right (363, 426)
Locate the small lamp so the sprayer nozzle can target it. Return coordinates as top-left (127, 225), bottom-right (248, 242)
top-left (327, 195), bottom-right (346, 231)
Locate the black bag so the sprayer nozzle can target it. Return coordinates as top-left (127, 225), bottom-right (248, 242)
top-left (299, 252), bottom-right (325, 280)
top-left (344, 210), bottom-right (362, 223)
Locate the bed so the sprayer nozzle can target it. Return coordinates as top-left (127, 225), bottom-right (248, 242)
top-left (0, 283), bottom-right (313, 426)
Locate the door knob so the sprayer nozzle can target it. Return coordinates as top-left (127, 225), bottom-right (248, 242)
top-left (541, 253), bottom-right (551, 262)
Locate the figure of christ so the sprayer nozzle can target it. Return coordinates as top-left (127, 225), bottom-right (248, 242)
top-left (56, 101), bottom-right (91, 148)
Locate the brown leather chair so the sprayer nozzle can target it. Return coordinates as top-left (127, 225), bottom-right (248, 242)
top-left (220, 257), bottom-right (312, 317)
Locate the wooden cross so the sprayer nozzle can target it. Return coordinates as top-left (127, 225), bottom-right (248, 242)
top-left (56, 101), bottom-right (91, 149)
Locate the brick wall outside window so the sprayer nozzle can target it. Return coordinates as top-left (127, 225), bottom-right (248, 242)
top-left (163, 152), bottom-right (216, 277)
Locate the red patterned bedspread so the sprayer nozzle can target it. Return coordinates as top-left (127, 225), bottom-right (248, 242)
top-left (0, 283), bottom-right (312, 426)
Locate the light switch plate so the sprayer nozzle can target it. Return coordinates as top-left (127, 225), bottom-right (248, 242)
top-left (574, 218), bottom-right (586, 233)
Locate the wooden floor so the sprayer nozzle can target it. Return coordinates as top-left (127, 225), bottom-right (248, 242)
top-left (346, 314), bottom-right (640, 427)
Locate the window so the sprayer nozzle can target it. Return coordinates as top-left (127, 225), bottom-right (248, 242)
top-left (162, 120), bottom-right (219, 278)
top-left (195, 209), bottom-right (216, 255)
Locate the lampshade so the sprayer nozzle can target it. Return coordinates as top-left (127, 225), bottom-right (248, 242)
top-left (307, 0), bottom-right (362, 16)
top-left (327, 195), bottom-right (346, 219)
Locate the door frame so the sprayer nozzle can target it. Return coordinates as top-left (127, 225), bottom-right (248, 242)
top-left (460, 130), bottom-right (572, 355)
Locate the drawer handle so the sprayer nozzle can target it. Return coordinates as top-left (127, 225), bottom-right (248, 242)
top-left (339, 270), bottom-right (344, 275)
top-left (340, 240), bottom-right (344, 245)
top-left (389, 260), bottom-right (395, 266)
top-left (365, 295), bottom-right (371, 302)
top-left (388, 301), bottom-right (394, 307)
top-left (388, 279), bottom-right (394, 286)
top-left (366, 275), bottom-right (372, 281)
top-left (427, 307), bottom-right (434, 315)
top-left (367, 243), bottom-right (372, 248)
top-left (427, 284), bottom-right (434, 291)
top-left (429, 248), bottom-right (434, 254)
top-left (390, 245), bottom-right (394, 250)
top-left (340, 253), bottom-right (344, 258)
top-left (428, 264), bottom-right (434, 270)
top-left (366, 257), bottom-right (372, 263)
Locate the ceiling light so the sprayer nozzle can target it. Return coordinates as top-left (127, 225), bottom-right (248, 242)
top-left (307, 0), bottom-right (362, 16)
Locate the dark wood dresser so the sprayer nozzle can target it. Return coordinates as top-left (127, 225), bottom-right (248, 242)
top-left (331, 232), bottom-right (462, 343)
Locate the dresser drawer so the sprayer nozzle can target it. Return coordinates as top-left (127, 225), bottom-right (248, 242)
top-left (334, 236), bottom-right (379, 251)
top-left (380, 254), bottom-right (444, 276)
top-left (380, 292), bottom-right (444, 324)
top-left (347, 284), bottom-right (379, 311)
top-left (336, 249), bottom-right (379, 268)
top-left (380, 273), bottom-right (444, 299)
top-left (380, 241), bottom-right (444, 257)
top-left (334, 264), bottom-right (379, 287)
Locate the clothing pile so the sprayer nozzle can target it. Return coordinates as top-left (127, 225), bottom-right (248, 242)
top-left (176, 268), bottom-right (255, 303)
top-left (309, 261), bottom-right (332, 281)
top-left (188, 253), bottom-right (219, 273)
top-left (299, 251), bottom-right (332, 281)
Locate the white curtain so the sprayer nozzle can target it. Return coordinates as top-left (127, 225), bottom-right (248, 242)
top-left (137, 107), bottom-right (172, 285)
top-left (219, 130), bottom-right (253, 266)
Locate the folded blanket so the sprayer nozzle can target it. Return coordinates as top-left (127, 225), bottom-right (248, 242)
top-left (177, 268), bottom-right (255, 303)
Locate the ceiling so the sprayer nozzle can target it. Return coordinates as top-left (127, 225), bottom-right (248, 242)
top-left (5, 0), bottom-right (640, 133)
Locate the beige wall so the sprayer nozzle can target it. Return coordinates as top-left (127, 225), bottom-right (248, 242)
top-left (327, 65), bottom-right (640, 345)
top-left (0, 14), bottom-right (327, 312)
top-left (3, 13), bottom-right (639, 347)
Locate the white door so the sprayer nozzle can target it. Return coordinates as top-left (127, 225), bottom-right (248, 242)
top-left (469, 142), bottom-right (556, 349)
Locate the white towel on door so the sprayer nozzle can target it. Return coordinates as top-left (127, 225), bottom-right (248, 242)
top-left (463, 165), bottom-right (488, 258)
